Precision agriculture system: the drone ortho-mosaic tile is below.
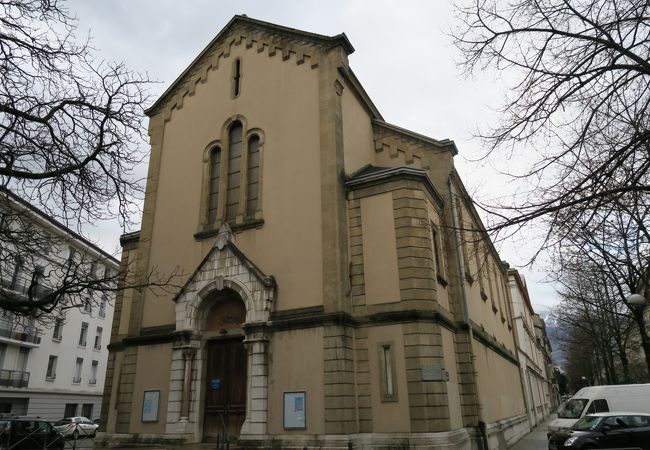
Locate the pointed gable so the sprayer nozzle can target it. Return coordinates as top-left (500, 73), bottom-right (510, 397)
top-left (174, 224), bottom-right (276, 332)
top-left (146, 15), bottom-right (354, 118)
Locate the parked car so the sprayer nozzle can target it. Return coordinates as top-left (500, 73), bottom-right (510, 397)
top-left (548, 383), bottom-right (650, 433)
top-left (548, 412), bottom-right (650, 450)
top-left (0, 416), bottom-right (65, 449)
top-left (52, 416), bottom-right (99, 439)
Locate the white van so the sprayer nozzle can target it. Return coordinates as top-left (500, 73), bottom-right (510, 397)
top-left (548, 384), bottom-right (650, 433)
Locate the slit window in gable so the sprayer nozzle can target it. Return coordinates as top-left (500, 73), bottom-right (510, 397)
top-left (233, 59), bottom-right (242, 97)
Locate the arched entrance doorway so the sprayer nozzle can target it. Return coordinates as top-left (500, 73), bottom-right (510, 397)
top-left (202, 289), bottom-right (247, 443)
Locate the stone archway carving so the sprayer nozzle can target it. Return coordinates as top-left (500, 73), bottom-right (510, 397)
top-left (167, 224), bottom-right (275, 440)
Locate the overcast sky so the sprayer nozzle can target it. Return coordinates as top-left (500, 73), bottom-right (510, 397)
top-left (65, 0), bottom-right (559, 310)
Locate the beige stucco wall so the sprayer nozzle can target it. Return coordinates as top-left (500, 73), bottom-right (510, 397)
top-left (455, 201), bottom-right (516, 354)
top-left (441, 328), bottom-right (463, 430)
top-left (268, 328), bottom-right (325, 434)
top-left (142, 43), bottom-right (324, 327)
top-left (105, 352), bottom-right (122, 433)
top-left (426, 202), bottom-right (450, 312)
top-left (360, 193), bottom-right (400, 304)
top-left (473, 340), bottom-right (525, 423)
top-left (118, 248), bottom-right (137, 335)
top-left (367, 324), bottom-right (410, 432)
top-left (341, 83), bottom-right (374, 175)
top-left (129, 343), bottom-right (173, 433)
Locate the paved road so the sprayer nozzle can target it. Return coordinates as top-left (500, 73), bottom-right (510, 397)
top-left (511, 415), bottom-right (554, 450)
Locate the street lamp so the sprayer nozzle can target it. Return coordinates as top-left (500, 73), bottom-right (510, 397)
top-left (628, 293), bottom-right (647, 307)
top-left (627, 290), bottom-right (650, 379)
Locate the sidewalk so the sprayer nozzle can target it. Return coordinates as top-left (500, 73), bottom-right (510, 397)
top-left (510, 414), bottom-right (555, 450)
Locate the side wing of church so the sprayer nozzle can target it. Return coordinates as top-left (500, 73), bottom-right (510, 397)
top-left (98, 16), bottom-right (529, 450)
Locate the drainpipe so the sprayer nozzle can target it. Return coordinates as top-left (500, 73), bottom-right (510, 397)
top-left (448, 175), bottom-right (489, 450)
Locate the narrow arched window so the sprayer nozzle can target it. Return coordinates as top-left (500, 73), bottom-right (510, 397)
top-left (207, 146), bottom-right (221, 224)
top-left (246, 136), bottom-right (260, 217)
top-left (226, 122), bottom-right (243, 221)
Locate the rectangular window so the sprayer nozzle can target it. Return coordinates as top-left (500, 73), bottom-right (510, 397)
top-left (79, 322), bottom-right (88, 346)
top-left (89, 361), bottom-right (98, 385)
top-left (81, 403), bottom-right (93, 419)
top-left (66, 247), bottom-right (76, 266)
top-left (73, 358), bottom-right (83, 383)
top-left (64, 403), bottom-right (77, 417)
top-left (379, 343), bottom-right (397, 402)
top-left (94, 327), bottom-right (102, 350)
top-left (0, 343), bottom-right (6, 369)
top-left (99, 295), bottom-right (107, 318)
top-left (52, 318), bottom-right (63, 341)
top-left (46, 356), bottom-right (57, 380)
top-left (16, 347), bottom-right (29, 372)
top-left (83, 297), bottom-right (92, 313)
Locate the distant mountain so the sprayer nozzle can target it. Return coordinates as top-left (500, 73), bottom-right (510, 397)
top-left (536, 306), bottom-right (567, 370)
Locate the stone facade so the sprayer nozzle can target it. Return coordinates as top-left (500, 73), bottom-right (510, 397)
top-left (98, 15), bottom-right (528, 450)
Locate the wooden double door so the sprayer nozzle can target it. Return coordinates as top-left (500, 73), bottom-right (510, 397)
top-left (203, 338), bottom-right (247, 442)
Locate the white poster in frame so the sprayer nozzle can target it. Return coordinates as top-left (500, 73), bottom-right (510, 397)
top-left (283, 391), bottom-right (306, 429)
top-left (142, 390), bottom-right (160, 422)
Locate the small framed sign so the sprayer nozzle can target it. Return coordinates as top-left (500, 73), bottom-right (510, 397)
top-left (283, 391), bottom-right (306, 429)
top-left (142, 390), bottom-right (160, 422)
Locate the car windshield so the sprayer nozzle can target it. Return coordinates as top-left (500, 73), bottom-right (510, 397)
top-left (558, 399), bottom-right (589, 419)
top-left (573, 415), bottom-right (603, 431)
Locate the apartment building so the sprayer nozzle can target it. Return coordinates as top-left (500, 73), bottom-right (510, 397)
top-left (0, 190), bottom-right (117, 420)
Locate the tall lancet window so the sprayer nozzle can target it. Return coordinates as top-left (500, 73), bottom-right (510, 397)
top-left (226, 122), bottom-right (243, 221)
top-left (207, 146), bottom-right (221, 224)
top-left (246, 135), bottom-right (260, 217)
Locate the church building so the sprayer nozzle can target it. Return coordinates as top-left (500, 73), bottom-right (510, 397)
top-left (98, 16), bottom-right (528, 449)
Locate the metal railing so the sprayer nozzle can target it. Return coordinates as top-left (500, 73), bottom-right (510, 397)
top-left (0, 370), bottom-right (29, 388)
top-left (0, 318), bottom-right (42, 345)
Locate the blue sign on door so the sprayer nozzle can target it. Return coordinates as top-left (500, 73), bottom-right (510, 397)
top-left (211, 378), bottom-right (221, 390)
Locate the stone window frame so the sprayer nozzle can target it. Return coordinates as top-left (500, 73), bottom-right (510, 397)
top-left (197, 115), bottom-right (265, 238)
top-left (430, 222), bottom-right (447, 287)
top-left (378, 342), bottom-right (398, 402)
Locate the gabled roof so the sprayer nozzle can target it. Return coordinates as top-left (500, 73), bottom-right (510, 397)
top-left (146, 15), bottom-right (354, 116)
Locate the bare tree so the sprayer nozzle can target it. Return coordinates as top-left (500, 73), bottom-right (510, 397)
top-left (0, 0), bottom-right (174, 321)
top-left (452, 0), bottom-right (650, 240)
top-left (551, 193), bottom-right (650, 379)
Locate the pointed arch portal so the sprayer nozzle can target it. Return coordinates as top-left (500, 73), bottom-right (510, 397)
top-left (168, 224), bottom-right (275, 442)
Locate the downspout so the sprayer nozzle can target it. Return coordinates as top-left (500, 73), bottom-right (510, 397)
top-left (448, 175), bottom-right (489, 450)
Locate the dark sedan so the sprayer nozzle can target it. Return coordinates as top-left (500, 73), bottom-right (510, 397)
top-left (548, 412), bottom-right (650, 450)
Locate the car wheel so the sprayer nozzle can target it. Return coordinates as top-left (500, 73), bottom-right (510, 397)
top-left (72, 429), bottom-right (79, 440)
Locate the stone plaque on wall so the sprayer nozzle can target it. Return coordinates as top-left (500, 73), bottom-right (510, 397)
top-left (421, 364), bottom-right (443, 381)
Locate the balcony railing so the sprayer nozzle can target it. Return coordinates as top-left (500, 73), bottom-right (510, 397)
top-left (0, 369), bottom-right (29, 388)
top-left (0, 318), bottom-right (41, 345)
top-left (2, 275), bottom-right (54, 299)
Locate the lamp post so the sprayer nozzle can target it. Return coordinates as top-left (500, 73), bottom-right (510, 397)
top-left (626, 290), bottom-right (650, 379)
